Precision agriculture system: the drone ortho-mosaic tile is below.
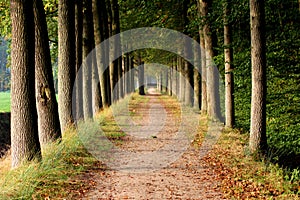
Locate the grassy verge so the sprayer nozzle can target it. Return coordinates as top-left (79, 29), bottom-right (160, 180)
top-left (0, 92), bottom-right (10, 113)
top-left (0, 93), bottom-right (147, 199)
top-left (202, 128), bottom-right (300, 199)
top-left (0, 128), bottom-right (101, 199)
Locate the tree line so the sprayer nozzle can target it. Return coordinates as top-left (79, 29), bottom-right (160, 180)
top-left (4, 0), bottom-right (300, 168)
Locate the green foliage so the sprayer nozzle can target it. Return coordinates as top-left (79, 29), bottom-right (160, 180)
top-left (0, 0), bottom-right (11, 39)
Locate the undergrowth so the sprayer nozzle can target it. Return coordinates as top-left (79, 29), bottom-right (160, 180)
top-left (0, 128), bottom-right (100, 199)
top-left (203, 128), bottom-right (300, 199)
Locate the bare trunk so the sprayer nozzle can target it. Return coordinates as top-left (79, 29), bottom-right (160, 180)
top-left (201, 0), bottom-right (222, 120)
top-left (130, 56), bottom-right (135, 93)
top-left (34, 0), bottom-right (61, 146)
top-left (82, 0), bottom-right (94, 119)
top-left (93, 0), bottom-right (110, 107)
top-left (193, 39), bottom-right (201, 111)
top-left (58, 0), bottom-right (75, 131)
top-left (179, 57), bottom-right (185, 102)
top-left (249, 0), bottom-right (267, 154)
top-left (75, 0), bottom-right (83, 120)
top-left (138, 57), bottom-right (145, 95)
top-left (198, 0), bottom-right (207, 114)
top-left (224, 0), bottom-right (235, 128)
top-left (168, 65), bottom-right (172, 96)
top-left (11, 0), bottom-right (41, 167)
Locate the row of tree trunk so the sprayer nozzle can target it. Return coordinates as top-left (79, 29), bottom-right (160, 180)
top-left (10, 0), bottom-right (136, 168)
top-left (10, 0), bottom-right (267, 167)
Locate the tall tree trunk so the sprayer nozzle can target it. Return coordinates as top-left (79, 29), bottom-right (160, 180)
top-left (200, 29), bottom-right (207, 113)
top-left (110, 0), bottom-right (122, 100)
top-left (10, 0), bottom-right (41, 167)
top-left (124, 54), bottom-right (130, 95)
top-left (168, 63), bottom-right (173, 96)
top-left (58, 0), bottom-right (75, 131)
top-left (33, 0), bottom-right (61, 146)
top-left (179, 57), bottom-right (185, 102)
top-left (197, 0), bottom-right (207, 113)
top-left (130, 56), bottom-right (135, 93)
top-left (224, 0), bottom-right (235, 128)
top-left (249, 0), bottom-right (267, 154)
top-left (193, 38), bottom-right (201, 111)
top-left (92, 53), bottom-right (102, 115)
top-left (183, 0), bottom-right (193, 107)
top-left (201, 0), bottom-right (222, 120)
top-left (172, 58), bottom-right (178, 97)
top-left (82, 0), bottom-right (93, 119)
top-left (75, 0), bottom-right (83, 121)
top-left (93, 0), bottom-right (110, 107)
top-left (107, 0), bottom-right (118, 102)
top-left (138, 58), bottom-right (145, 95)
top-left (165, 67), bottom-right (169, 94)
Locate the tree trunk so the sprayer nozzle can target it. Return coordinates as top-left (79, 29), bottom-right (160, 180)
top-left (197, 0), bottom-right (207, 113)
top-left (165, 67), bottom-right (168, 93)
top-left (107, 0), bottom-right (118, 103)
top-left (10, 0), bottom-right (41, 167)
top-left (183, 0), bottom-right (193, 107)
top-left (82, 0), bottom-right (93, 119)
top-left (193, 38), bottom-right (201, 111)
top-left (33, 0), bottom-right (61, 146)
top-left (201, 0), bottom-right (222, 120)
top-left (93, 0), bottom-right (110, 107)
top-left (179, 57), bottom-right (185, 102)
top-left (168, 64), bottom-right (172, 96)
top-left (124, 54), bottom-right (130, 95)
top-left (249, 0), bottom-right (267, 154)
top-left (138, 58), bottom-right (145, 95)
top-left (58, 0), bottom-right (75, 131)
top-left (172, 58), bottom-right (178, 97)
top-left (224, 0), bottom-right (235, 128)
top-left (111, 0), bottom-right (123, 100)
top-left (130, 56), bottom-right (135, 93)
top-left (75, 0), bottom-right (83, 121)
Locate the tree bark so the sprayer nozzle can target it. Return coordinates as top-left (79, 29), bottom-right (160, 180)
top-left (75, 0), bottom-right (83, 121)
top-left (93, 0), bottom-right (110, 107)
top-left (179, 57), bottom-right (185, 102)
top-left (193, 38), bottom-right (201, 111)
top-left (138, 58), bottom-right (145, 95)
top-left (58, 0), bottom-right (75, 131)
top-left (33, 0), bottom-right (61, 146)
top-left (224, 0), bottom-right (235, 128)
top-left (130, 56), bottom-right (135, 93)
top-left (82, 0), bottom-right (93, 119)
top-left (10, 0), bottom-right (41, 167)
top-left (249, 0), bottom-right (267, 154)
top-left (201, 0), bottom-right (222, 120)
top-left (200, 29), bottom-right (207, 113)
top-left (197, 0), bottom-right (206, 112)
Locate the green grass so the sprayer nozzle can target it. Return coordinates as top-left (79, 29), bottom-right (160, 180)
top-left (0, 93), bottom-right (137, 199)
top-left (0, 128), bottom-right (100, 199)
top-left (0, 92), bottom-right (10, 112)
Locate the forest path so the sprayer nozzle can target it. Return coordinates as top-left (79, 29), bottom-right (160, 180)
top-left (80, 88), bottom-right (225, 199)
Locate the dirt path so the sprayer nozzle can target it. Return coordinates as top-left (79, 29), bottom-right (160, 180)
top-left (80, 89), bottom-right (225, 199)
